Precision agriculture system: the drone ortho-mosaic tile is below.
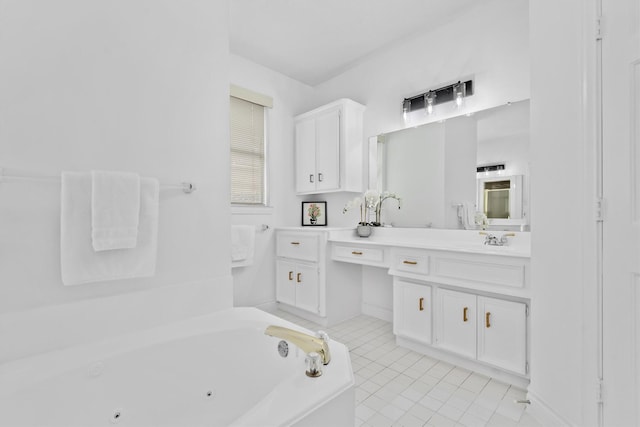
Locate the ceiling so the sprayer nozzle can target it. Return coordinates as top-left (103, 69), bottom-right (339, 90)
top-left (229, 0), bottom-right (479, 87)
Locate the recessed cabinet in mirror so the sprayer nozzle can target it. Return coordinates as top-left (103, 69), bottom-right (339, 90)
top-left (371, 99), bottom-right (530, 231)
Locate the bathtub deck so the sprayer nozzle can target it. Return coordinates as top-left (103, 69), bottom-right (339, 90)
top-left (265, 309), bottom-right (541, 427)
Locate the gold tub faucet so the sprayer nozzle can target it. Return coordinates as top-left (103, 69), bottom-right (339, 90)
top-left (265, 325), bottom-right (331, 365)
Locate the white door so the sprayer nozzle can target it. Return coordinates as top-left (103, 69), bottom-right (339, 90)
top-left (294, 262), bottom-right (319, 314)
top-left (477, 297), bottom-right (527, 375)
top-left (314, 108), bottom-right (340, 191)
top-left (295, 118), bottom-right (316, 193)
top-left (275, 259), bottom-right (296, 306)
top-left (393, 280), bottom-right (432, 344)
top-left (602, 0), bottom-right (640, 424)
top-left (436, 289), bottom-right (476, 359)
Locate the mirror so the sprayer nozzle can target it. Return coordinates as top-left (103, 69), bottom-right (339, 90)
top-left (371, 99), bottom-right (529, 231)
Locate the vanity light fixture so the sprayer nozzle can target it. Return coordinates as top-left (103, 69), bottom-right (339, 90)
top-left (402, 79), bottom-right (473, 118)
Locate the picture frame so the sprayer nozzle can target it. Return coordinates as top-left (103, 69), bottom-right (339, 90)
top-left (301, 201), bottom-right (327, 226)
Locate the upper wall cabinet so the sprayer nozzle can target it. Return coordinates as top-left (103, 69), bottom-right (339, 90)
top-left (294, 99), bottom-right (366, 194)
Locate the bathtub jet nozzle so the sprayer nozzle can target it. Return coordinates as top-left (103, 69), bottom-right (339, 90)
top-left (265, 325), bottom-right (331, 366)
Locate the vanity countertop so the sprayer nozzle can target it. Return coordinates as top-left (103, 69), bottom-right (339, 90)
top-left (327, 227), bottom-right (531, 258)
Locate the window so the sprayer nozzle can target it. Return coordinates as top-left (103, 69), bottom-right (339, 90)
top-left (229, 86), bottom-right (272, 205)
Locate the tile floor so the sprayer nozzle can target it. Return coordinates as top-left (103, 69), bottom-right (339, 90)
top-left (267, 309), bottom-right (541, 427)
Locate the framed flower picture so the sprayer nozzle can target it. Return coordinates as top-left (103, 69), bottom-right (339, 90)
top-left (301, 201), bottom-right (327, 226)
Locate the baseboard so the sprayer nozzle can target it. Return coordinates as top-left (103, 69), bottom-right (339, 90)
top-left (526, 389), bottom-right (573, 426)
top-left (250, 301), bottom-right (278, 313)
top-left (361, 302), bottom-right (392, 322)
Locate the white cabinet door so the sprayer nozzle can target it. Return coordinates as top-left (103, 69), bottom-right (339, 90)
top-left (276, 259), bottom-right (296, 306)
top-left (314, 108), bottom-right (340, 191)
top-left (294, 262), bottom-right (319, 314)
top-left (436, 289), bottom-right (476, 359)
top-left (295, 118), bottom-right (317, 193)
top-left (393, 280), bottom-right (432, 344)
top-left (477, 296), bottom-right (527, 374)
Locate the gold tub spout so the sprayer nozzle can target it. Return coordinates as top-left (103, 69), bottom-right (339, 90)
top-left (265, 325), bottom-right (331, 365)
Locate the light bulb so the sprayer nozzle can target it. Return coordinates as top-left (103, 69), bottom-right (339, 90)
top-left (402, 98), bottom-right (411, 123)
top-left (453, 81), bottom-right (465, 109)
top-left (425, 91), bottom-right (436, 115)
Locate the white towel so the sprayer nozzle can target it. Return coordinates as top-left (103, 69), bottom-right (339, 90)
top-left (91, 170), bottom-right (140, 251)
top-left (231, 225), bottom-right (255, 268)
top-left (61, 172), bottom-right (159, 286)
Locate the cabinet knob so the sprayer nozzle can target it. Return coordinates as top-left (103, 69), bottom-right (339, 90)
top-left (309, 174), bottom-right (314, 183)
top-left (288, 271), bottom-right (293, 281)
top-left (290, 242), bottom-right (300, 245)
top-left (486, 312), bottom-right (491, 328)
top-left (297, 273), bottom-right (302, 283)
top-left (352, 251), bottom-right (363, 255)
top-left (463, 307), bottom-right (469, 322)
top-left (318, 173), bottom-right (323, 182)
top-left (403, 260), bottom-right (418, 265)
top-left (419, 297), bottom-right (424, 311)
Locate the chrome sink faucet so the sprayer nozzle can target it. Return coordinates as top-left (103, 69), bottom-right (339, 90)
top-left (265, 325), bottom-right (331, 376)
top-left (480, 231), bottom-right (515, 246)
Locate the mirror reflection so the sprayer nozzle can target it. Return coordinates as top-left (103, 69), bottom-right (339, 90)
top-left (372, 99), bottom-right (530, 231)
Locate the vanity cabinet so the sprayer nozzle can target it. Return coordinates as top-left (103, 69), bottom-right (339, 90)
top-left (435, 289), bottom-right (528, 375)
top-left (329, 229), bottom-right (532, 385)
top-left (276, 229), bottom-right (362, 326)
top-left (276, 259), bottom-right (319, 314)
top-left (294, 99), bottom-right (365, 194)
top-left (276, 232), bottom-right (320, 314)
top-left (393, 280), bottom-right (432, 345)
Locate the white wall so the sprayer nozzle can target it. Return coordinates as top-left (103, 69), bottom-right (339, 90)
top-left (528, 0), bottom-right (598, 425)
top-left (0, 0), bottom-right (232, 360)
top-left (229, 54), bottom-right (316, 307)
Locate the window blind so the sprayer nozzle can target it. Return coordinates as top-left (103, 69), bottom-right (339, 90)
top-left (230, 96), bottom-right (265, 204)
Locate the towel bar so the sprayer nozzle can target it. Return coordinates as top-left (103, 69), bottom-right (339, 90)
top-left (0, 167), bottom-right (196, 194)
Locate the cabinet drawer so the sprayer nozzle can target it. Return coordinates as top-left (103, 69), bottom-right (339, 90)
top-left (392, 248), bottom-right (430, 275)
top-left (333, 245), bottom-right (384, 264)
top-left (277, 234), bottom-right (319, 262)
top-left (431, 255), bottom-right (526, 288)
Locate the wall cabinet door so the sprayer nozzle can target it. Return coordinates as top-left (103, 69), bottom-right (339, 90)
top-left (393, 280), bottom-right (432, 344)
top-left (294, 99), bottom-right (364, 195)
top-left (295, 118), bottom-right (317, 193)
top-left (314, 108), bottom-right (340, 191)
top-left (436, 288), bottom-right (476, 359)
top-left (477, 296), bottom-right (527, 374)
top-left (276, 259), bottom-right (319, 314)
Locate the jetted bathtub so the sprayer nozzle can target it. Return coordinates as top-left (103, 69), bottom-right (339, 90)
top-left (0, 307), bottom-right (355, 426)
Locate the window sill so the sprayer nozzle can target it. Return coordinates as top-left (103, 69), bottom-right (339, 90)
top-left (231, 205), bottom-right (274, 215)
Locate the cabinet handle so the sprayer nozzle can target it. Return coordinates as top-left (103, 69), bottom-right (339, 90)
top-left (288, 271), bottom-right (293, 281)
top-left (309, 174), bottom-right (314, 183)
top-left (403, 260), bottom-right (418, 265)
top-left (463, 307), bottom-right (469, 322)
top-left (352, 251), bottom-right (363, 255)
top-left (419, 297), bottom-right (424, 311)
top-left (290, 242), bottom-right (300, 245)
top-left (318, 173), bottom-right (323, 182)
top-left (486, 312), bottom-right (491, 328)
top-left (297, 273), bottom-right (302, 283)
